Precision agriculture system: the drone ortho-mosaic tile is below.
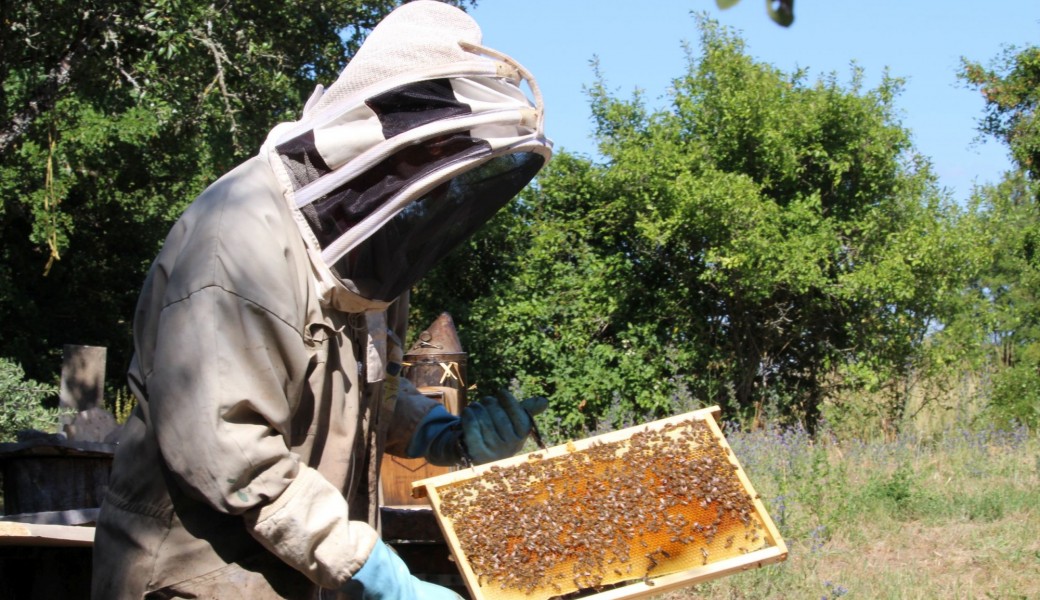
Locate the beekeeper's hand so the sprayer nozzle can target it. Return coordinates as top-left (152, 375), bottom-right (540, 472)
top-left (462, 391), bottom-right (547, 464)
top-left (407, 390), bottom-right (548, 466)
top-left (342, 539), bottom-right (462, 599)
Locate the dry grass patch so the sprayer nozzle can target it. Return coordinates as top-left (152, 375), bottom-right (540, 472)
top-left (655, 511), bottom-right (1040, 599)
top-left (648, 424), bottom-right (1039, 600)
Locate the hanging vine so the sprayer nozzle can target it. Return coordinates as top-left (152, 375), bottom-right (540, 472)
top-left (43, 129), bottom-right (62, 275)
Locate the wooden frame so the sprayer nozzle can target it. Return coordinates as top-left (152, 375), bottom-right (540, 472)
top-left (412, 406), bottom-right (787, 600)
top-left (0, 522), bottom-right (94, 547)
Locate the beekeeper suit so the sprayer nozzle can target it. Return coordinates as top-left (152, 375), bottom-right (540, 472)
top-left (91, 2), bottom-right (551, 598)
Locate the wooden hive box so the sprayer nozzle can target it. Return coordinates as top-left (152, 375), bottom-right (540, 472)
top-left (412, 406), bottom-right (787, 600)
top-left (0, 438), bottom-right (115, 521)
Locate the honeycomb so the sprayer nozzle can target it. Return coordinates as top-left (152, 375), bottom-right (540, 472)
top-left (415, 408), bottom-right (786, 600)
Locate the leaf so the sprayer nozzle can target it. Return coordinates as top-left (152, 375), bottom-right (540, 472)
top-left (766, 0), bottom-right (795, 27)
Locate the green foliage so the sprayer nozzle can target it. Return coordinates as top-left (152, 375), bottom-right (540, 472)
top-left (961, 45), bottom-right (1040, 180)
top-left (858, 462), bottom-right (917, 517)
top-left (0, 1), bottom-right (471, 384)
top-left (956, 44), bottom-right (1040, 433)
top-left (0, 357), bottom-right (61, 442)
top-left (964, 178), bottom-right (1040, 367)
top-left (111, 386), bottom-right (139, 425)
top-left (416, 16), bottom-right (976, 436)
top-left (988, 362), bottom-right (1040, 428)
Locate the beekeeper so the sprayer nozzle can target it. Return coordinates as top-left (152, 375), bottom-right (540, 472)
top-left (91, 2), bottom-right (551, 598)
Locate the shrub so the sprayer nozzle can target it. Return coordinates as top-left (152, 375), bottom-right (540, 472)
top-left (988, 363), bottom-right (1040, 429)
top-left (0, 357), bottom-right (61, 442)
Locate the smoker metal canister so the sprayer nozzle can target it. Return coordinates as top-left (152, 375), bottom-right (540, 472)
top-left (401, 312), bottom-right (468, 410)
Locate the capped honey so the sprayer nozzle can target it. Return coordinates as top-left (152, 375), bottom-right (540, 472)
top-left (412, 406), bottom-right (787, 600)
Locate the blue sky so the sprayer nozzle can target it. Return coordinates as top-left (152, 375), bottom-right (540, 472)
top-left (470, 1), bottom-right (1040, 205)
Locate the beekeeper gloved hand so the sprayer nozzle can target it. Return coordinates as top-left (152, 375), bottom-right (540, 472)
top-left (460, 391), bottom-right (548, 464)
top-left (342, 538), bottom-right (462, 599)
top-left (407, 390), bottom-right (548, 466)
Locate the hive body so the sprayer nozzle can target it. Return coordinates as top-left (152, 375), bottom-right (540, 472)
top-left (413, 407), bottom-right (787, 600)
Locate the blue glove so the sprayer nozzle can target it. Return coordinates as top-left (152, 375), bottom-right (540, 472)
top-left (407, 390), bottom-right (548, 466)
top-left (342, 539), bottom-right (462, 599)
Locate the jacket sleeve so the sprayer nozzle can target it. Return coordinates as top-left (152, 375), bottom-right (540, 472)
top-left (245, 465), bottom-right (379, 589)
top-left (147, 285), bottom-right (375, 588)
top-left (384, 376), bottom-right (443, 457)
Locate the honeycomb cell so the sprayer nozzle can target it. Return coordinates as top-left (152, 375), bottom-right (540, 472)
top-left (415, 407), bottom-right (786, 600)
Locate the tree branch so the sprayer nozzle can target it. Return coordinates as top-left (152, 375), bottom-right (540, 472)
top-left (193, 19), bottom-right (242, 150)
top-left (0, 11), bottom-right (105, 155)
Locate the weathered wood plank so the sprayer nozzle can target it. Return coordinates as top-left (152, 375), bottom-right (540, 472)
top-left (0, 522), bottom-right (94, 547)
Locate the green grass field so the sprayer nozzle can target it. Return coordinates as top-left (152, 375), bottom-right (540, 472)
top-left (657, 421), bottom-right (1040, 599)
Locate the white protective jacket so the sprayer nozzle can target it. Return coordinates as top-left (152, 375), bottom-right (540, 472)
top-left (92, 2), bottom-right (550, 598)
top-left (91, 156), bottom-right (437, 599)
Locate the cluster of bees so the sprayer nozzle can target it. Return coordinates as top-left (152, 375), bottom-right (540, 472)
top-left (434, 417), bottom-right (769, 599)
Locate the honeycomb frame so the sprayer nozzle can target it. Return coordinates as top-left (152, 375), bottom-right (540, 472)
top-left (412, 406), bottom-right (787, 600)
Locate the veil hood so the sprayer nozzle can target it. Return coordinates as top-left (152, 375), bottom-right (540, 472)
top-left (260, 1), bottom-right (552, 312)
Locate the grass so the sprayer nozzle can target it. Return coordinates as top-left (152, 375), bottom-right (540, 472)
top-left (653, 420), bottom-right (1040, 599)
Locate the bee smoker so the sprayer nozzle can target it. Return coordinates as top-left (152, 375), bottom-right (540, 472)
top-left (400, 312), bottom-right (468, 414)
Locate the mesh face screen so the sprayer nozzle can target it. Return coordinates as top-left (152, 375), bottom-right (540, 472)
top-left (366, 78), bottom-right (472, 138)
top-left (302, 132), bottom-right (490, 250)
top-left (335, 151), bottom-right (545, 302)
top-left (421, 413), bottom-right (785, 600)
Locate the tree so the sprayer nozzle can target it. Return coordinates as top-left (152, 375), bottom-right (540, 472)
top-left (0, 1), bottom-right (470, 386)
top-left (961, 46), bottom-right (1040, 181)
top-left (415, 16), bottom-right (975, 436)
top-left (959, 45), bottom-right (1040, 428)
